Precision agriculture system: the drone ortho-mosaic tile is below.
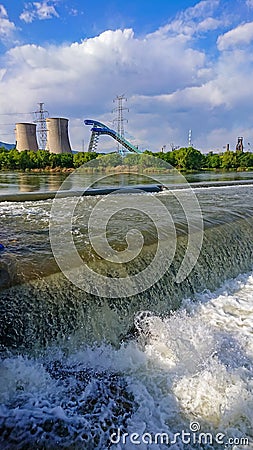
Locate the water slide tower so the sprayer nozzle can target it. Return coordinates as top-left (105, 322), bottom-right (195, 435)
top-left (46, 118), bottom-right (72, 154)
top-left (15, 123), bottom-right (39, 152)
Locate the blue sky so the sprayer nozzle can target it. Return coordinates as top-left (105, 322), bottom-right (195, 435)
top-left (1, 0), bottom-right (253, 152)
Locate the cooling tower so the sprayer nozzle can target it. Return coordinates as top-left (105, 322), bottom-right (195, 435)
top-left (15, 123), bottom-right (38, 152)
top-left (46, 118), bottom-right (72, 154)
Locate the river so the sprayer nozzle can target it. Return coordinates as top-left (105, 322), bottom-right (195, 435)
top-left (0, 169), bottom-right (252, 449)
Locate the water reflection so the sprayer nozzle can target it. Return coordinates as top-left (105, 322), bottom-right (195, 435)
top-left (185, 170), bottom-right (253, 183)
top-left (47, 174), bottom-right (67, 191)
top-left (0, 170), bottom-right (253, 196)
top-left (18, 174), bottom-right (41, 192)
top-left (0, 172), bottom-right (69, 194)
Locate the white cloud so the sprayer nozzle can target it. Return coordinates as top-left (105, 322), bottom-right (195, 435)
top-left (185, 0), bottom-right (220, 18)
top-left (217, 22), bottom-right (253, 50)
top-left (197, 17), bottom-right (222, 32)
top-left (34, 1), bottom-right (59, 20)
top-left (3, 28), bottom-right (206, 96)
top-left (0, 3), bottom-right (17, 40)
top-left (69, 8), bottom-right (79, 17)
top-left (20, 1), bottom-right (59, 23)
top-left (246, 0), bottom-right (253, 7)
top-left (0, 5), bottom-right (7, 17)
top-left (19, 10), bottom-right (34, 24)
top-left (150, 0), bottom-right (222, 40)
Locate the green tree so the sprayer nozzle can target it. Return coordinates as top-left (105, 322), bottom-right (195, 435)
top-left (173, 147), bottom-right (203, 170)
top-left (0, 148), bottom-right (9, 169)
top-left (73, 152), bottom-right (98, 168)
top-left (19, 151), bottom-right (32, 170)
top-left (205, 152), bottom-right (222, 169)
top-left (33, 150), bottom-right (51, 168)
top-left (221, 150), bottom-right (238, 169)
top-left (124, 153), bottom-right (140, 167)
top-left (158, 151), bottom-right (176, 167)
top-left (236, 151), bottom-right (253, 168)
top-left (97, 152), bottom-right (123, 168)
top-left (49, 153), bottom-right (62, 168)
top-left (58, 153), bottom-right (74, 168)
top-left (5, 149), bottom-right (20, 170)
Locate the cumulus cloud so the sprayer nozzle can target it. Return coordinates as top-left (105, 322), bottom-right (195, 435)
top-left (19, 10), bottom-right (33, 24)
top-left (183, 0), bottom-right (220, 19)
top-left (0, 4), bottom-right (7, 17)
top-left (2, 28), bottom-right (206, 102)
top-left (20, 1), bottom-right (59, 23)
top-left (0, 4), bottom-right (17, 41)
top-left (217, 21), bottom-right (253, 50)
top-left (152, 0), bottom-right (221, 38)
top-left (197, 17), bottom-right (222, 32)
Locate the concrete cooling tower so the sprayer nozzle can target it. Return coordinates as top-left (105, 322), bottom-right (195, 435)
top-left (46, 118), bottom-right (72, 154)
top-left (15, 123), bottom-right (38, 152)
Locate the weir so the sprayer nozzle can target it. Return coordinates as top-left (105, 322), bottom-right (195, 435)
top-left (0, 214), bottom-right (252, 352)
top-left (0, 184), bottom-right (164, 202)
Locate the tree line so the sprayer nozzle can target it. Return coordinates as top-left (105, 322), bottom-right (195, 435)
top-left (0, 146), bottom-right (253, 171)
top-left (0, 148), bottom-right (98, 170)
top-left (145, 147), bottom-right (253, 170)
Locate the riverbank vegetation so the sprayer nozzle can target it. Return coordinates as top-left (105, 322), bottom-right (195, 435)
top-left (0, 148), bottom-right (98, 171)
top-left (144, 147), bottom-right (253, 171)
top-left (0, 146), bottom-right (253, 172)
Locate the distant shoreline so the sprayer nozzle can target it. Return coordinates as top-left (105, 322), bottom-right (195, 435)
top-left (0, 166), bottom-right (253, 174)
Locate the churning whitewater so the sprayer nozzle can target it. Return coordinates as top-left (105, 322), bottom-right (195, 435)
top-left (0, 271), bottom-right (253, 449)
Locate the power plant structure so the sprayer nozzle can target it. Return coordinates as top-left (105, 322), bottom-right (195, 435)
top-left (14, 117), bottom-right (72, 153)
top-left (15, 123), bottom-right (38, 152)
top-left (236, 137), bottom-right (244, 152)
top-left (46, 118), bottom-right (72, 154)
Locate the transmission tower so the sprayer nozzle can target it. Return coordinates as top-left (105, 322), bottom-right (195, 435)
top-left (112, 94), bottom-right (129, 154)
top-left (33, 102), bottom-right (49, 149)
top-left (188, 129), bottom-right (192, 147)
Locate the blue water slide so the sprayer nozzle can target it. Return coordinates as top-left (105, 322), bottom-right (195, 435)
top-left (84, 119), bottom-right (108, 128)
top-left (84, 119), bottom-right (142, 154)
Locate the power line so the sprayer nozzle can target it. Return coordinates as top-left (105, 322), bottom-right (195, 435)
top-left (0, 112), bottom-right (32, 116)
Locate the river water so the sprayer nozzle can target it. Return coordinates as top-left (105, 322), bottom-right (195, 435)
top-left (0, 170), bottom-right (253, 449)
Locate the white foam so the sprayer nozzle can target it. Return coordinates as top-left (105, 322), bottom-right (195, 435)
top-left (61, 271), bottom-right (253, 447)
top-left (1, 271), bottom-right (253, 449)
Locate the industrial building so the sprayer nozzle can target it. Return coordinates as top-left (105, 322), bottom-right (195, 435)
top-left (14, 117), bottom-right (72, 153)
top-left (46, 118), bottom-right (72, 154)
top-left (15, 123), bottom-right (38, 152)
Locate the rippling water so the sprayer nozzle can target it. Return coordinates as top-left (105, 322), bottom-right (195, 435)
top-left (0, 272), bottom-right (253, 449)
top-left (0, 171), bottom-right (253, 449)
